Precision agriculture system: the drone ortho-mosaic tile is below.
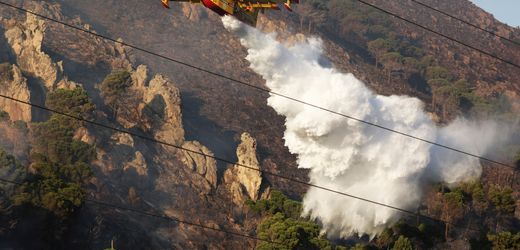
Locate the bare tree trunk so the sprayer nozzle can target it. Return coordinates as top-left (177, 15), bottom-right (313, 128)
top-left (445, 221), bottom-right (449, 240)
top-left (442, 104), bottom-right (447, 121)
top-left (511, 170), bottom-right (517, 188)
top-left (443, 202), bottom-right (449, 239)
top-left (464, 208), bottom-right (472, 238)
top-left (114, 106), bottom-right (118, 121)
top-left (432, 94), bottom-right (436, 112)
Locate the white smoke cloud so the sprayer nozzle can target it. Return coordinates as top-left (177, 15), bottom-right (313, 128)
top-left (222, 16), bottom-right (506, 238)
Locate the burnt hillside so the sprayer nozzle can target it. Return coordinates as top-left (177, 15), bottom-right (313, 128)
top-left (0, 0), bottom-right (519, 249)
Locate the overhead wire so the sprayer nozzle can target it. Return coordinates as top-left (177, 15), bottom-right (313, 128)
top-left (0, 0), bottom-right (506, 240)
top-left (353, 0), bottom-right (520, 69)
top-left (409, 0), bottom-right (520, 47)
top-left (0, 177), bottom-right (285, 246)
top-left (0, 93), bottom-right (489, 235)
top-left (0, 1), bottom-right (515, 236)
top-left (0, 1), bottom-right (516, 171)
top-left (0, 92), bottom-right (426, 215)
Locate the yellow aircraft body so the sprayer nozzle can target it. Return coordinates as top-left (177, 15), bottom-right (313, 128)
top-left (161, 0), bottom-right (299, 26)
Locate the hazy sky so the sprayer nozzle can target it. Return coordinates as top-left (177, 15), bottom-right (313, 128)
top-left (471, 0), bottom-right (520, 27)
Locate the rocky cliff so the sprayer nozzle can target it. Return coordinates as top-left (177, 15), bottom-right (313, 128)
top-left (0, 64), bottom-right (30, 122)
top-left (0, 2), bottom-right (266, 249)
top-left (224, 132), bottom-right (263, 205)
top-left (3, 12), bottom-right (76, 90)
top-left (0, 0), bottom-right (519, 249)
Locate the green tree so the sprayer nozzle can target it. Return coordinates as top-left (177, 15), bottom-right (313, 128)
top-left (487, 232), bottom-right (520, 250)
top-left (487, 185), bottom-right (516, 214)
top-left (13, 88), bottom-right (95, 218)
top-left (247, 190), bottom-right (302, 219)
top-left (425, 66), bottom-right (452, 81)
top-left (368, 38), bottom-right (388, 67)
top-left (460, 180), bottom-right (488, 215)
top-left (392, 235), bottom-right (413, 250)
top-left (376, 228), bottom-right (395, 249)
top-left (46, 88), bottom-right (95, 123)
top-left (0, 148), bottom-right (25, 198)
top-left (441, 189), bottom-right (465, 239)
top-left (247, 190), bottom-right (345, 250)
top-left (256, 213), bottom-right (331, 250)
top-left (100, 70), bottom-right (131, 117)
top-left (381, 52), bottom-right (403, 83)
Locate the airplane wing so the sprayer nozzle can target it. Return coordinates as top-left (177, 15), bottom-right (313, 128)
top-left (237, 0), bottom-right (299, 12)
top-left (160, 0), bottom-right (299, 26)
top-left (161, 0), bottom-right (201, 9)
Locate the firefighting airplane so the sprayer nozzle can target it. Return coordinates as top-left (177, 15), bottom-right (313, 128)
top-left (161, 0), bottom-right (300, 26)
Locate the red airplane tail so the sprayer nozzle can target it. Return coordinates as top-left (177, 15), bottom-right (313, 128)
top-left (161, 0), bottom-right (170, 8)
top-left (283, 3), bottom-right (293, 12)
top-left (284, 0), bottom-right (299, 12)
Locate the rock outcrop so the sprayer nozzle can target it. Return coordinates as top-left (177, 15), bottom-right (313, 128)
top-left (0, 64), bottom-right (31, 122)
top-left (110, 132), bottom-right (134, 147)
top-left (224, 132), bottom-right (263, 205)
top-left (141, 72), bottom-right (185, 145)
top-left (109, 65), bottom-right (185, 144)
top-left (2, 13), bottom-right (77, 90)
top-left (73, 127), bottom-right (96, 145)
top-left (179, 141), bottom-right (218, 189)
top-left (123, 151), bottom-right (148, 176)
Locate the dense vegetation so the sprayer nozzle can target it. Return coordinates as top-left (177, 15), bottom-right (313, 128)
top-left (246, 191), bottom-right (438, 249)
top-left (3, 88), bottom-right (96, 243)
top-left (0, 148), bottom-right (25, 198)
top-left (487, 231), bottom-right (520, 250)
top-left (246, 191), bottom-right (343, 250)
top-left (297, 0), bottom-right (511, 121)
top-left (100, 70), bottom-right (132, 118)
top-left (247, 182), bottom-right (518, 250)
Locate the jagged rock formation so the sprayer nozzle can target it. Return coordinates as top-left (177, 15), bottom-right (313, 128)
top-left (0, 2), bottom-right (250, 249)
top-left (4, 0), bottom-right (519, 248)
top-left (0, 64), bottom-right (31, 122)
top-left (141, 72), bottom-right (185, 144)
top-left (116, 64), bottom-right (219, 189)
top-left (3, 13), bottom-right (76, 90)
top-left (224, 132), bottom-right (263, 205)
top-left (179, 141), bottom-right (217, 188)
top-left (123, 151), bottom-right (148, 176)
top-left (108, 64), bottom-right (185, 145)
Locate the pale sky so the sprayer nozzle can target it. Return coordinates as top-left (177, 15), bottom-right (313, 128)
top-left (471, 0), bottom-right (520, 27)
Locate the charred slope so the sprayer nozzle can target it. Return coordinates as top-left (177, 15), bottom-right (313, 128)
top-left (0, 0), bottom-right (519, 248)
top-left (0, 2), bottom-right (272, 249)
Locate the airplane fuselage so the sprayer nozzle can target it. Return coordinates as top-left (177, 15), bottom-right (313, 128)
top-left (162, 0), bottom-right (298, 26)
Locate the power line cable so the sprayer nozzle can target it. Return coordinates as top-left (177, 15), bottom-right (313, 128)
top-left (0, 1), bottom-right (516, 171)
top-left (352, 0), bottom-right (520, 69)
top-left (410, 0), bottom-right (520, 47)
top-left (0, 177), bottom-right (285, 246)
top-left (0, 94), bottom-right (488, 234)
top-left (84, 199), bottom-right (277, 244)
top-left (0, 92), bottom-right (425, 214)
top-left (0, 0), bottom-right (508, 241)
top-left (0, 166), bottom-right (488, 240)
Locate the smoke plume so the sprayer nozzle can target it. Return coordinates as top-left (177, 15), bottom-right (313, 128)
top-left (222, 16), bottom-right (506, 238)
